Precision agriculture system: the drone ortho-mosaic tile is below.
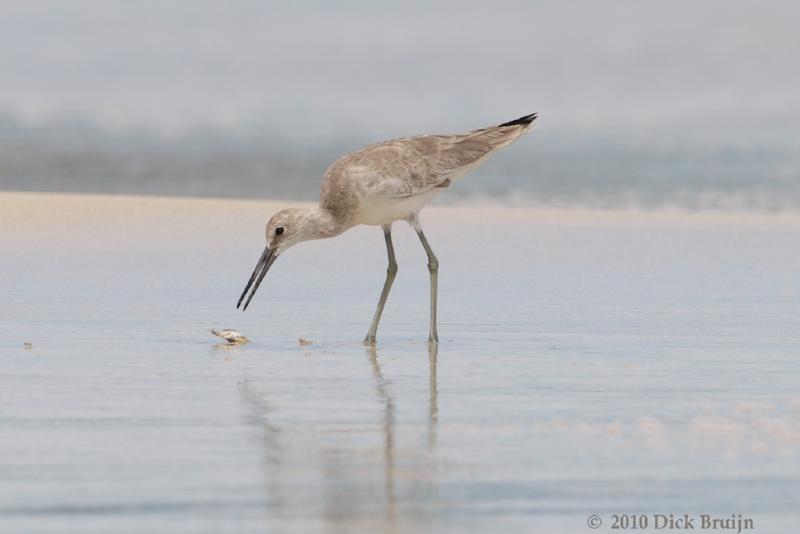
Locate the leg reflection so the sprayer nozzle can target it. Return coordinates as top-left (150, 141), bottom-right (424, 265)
top-left (366, 346), bottom-right (396, 524)
top-left (236, 379), bottom-right (286, 510)
top-left (428, 342), bottom-right (438, 452)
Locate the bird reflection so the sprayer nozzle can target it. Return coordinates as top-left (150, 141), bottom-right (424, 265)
top-left (239, 343), bottom-right (440, 529)
top-left (211, 342), bottom-right (245, 353)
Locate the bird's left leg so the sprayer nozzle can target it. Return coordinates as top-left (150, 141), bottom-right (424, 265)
top-left (364, 224), bottom-right (398, 345)
top-left (409, 216), bottom-right (439, 344)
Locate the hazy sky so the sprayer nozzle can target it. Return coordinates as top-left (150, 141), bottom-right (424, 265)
top-left (2, 0), bottom-right (799, 141)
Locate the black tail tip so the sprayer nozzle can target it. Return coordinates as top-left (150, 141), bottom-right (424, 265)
top-left (498, 112), bottom-right (538, 128)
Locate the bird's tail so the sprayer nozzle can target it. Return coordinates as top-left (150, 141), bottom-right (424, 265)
top-left (497, 113), bottom-right (539, 128)
top-left (463, 112), bottom-right (538, 151)
top-left (436, 112), bottom-right (537, 185)
top-left (493, 112), bottom-right (538, 146)
top-left (498, 112), bottom-right (538, 129)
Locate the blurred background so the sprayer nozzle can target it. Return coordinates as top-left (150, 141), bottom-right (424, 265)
top-left (1, 0), bottom-right (799, 209)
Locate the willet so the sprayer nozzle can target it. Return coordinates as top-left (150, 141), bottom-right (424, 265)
top-left (237, 113), bottom-right (537, 344)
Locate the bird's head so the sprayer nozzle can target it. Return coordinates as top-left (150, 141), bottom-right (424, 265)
top-left (264, 208), bottom-right (315, 254)
top-left (237, 207), bottom-right (345, 311)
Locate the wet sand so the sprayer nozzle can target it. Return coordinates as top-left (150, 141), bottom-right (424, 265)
top-left (1, 192), bottom-right (799, 533)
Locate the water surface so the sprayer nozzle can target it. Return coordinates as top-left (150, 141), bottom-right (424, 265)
top-left (1, 193), bottom-right (798, 532)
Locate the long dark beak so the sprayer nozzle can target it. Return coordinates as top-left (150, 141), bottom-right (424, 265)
top-left (237, 246), bottom-right (277, 311)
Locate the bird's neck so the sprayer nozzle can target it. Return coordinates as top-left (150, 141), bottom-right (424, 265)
top-left (304, 207), bottom-right (351, 240)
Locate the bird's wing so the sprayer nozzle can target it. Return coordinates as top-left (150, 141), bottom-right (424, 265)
top-left (322, 113), bottom-right (537, 202)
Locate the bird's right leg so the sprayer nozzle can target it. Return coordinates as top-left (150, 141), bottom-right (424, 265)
top-left (364, 224), bottom-right (398, 345)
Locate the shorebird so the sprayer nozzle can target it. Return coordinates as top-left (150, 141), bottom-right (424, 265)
top-left (237, 113), bottom-right (537, 344)
top-left (211, 329), bottom-right (250, 344)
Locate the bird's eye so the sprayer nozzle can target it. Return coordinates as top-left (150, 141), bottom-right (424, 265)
top-left (275, 227), bottom-right (284, 236)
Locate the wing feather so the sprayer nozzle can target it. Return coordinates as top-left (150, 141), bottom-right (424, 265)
top-left (320, 113), bottom-right (536, 209)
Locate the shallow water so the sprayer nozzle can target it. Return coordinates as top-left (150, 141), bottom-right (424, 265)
top-left (1, 194), bottom-right (799, 533)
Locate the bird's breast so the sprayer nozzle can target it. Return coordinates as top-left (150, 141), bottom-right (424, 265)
top-left (354, 190), bottom-right (440, 226)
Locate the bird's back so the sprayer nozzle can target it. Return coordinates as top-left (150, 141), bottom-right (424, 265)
top-left (319, 113), bottom-right (537, 220)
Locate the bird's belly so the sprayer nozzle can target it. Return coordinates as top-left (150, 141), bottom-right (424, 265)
top-left (356, 191), bottom-right (440, 226)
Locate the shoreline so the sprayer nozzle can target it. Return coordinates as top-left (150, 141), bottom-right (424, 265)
top-left (4, 190), bottom-right (800, 230)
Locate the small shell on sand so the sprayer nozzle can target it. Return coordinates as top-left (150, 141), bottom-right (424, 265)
top-left (23, 342), bottom-right (33, 350)
top-left (297, 337), bottom-right (313, 346)
top-left (211, 329), bottom-right (249, 344)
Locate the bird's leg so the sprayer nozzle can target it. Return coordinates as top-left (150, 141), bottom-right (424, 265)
top-left (411, 220), bottom-right (439, 344)
top-left (364, 225), bottom-right (398, 346)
